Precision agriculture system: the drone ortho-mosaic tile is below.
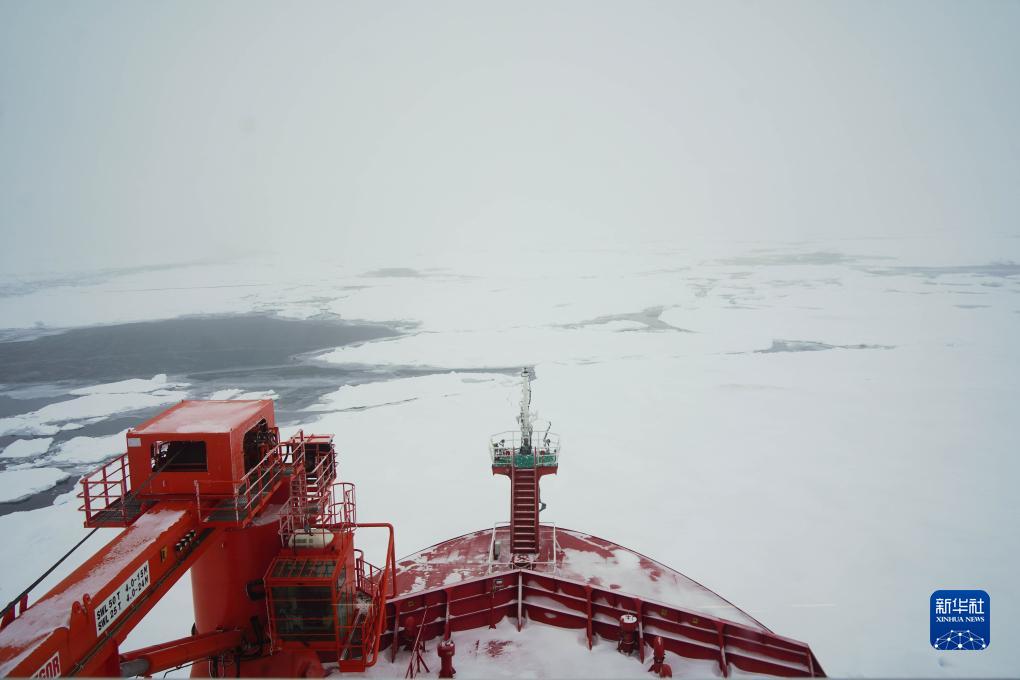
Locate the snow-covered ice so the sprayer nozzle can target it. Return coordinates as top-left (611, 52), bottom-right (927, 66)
top-left (0, 438), bottom-right (53, 459)
top-left (305, 373), bottom-right (504, 412)
top-left (0, 238), bottom-right (1017, 677)
top-left (0, 374), bottom-right (188, 437)
top-left (208, 388), bottom-right (278, 401)
top-left (0, 467), bottom-right (70, 503)
top-left (51, 430), bottom-right (129, 465)
top-left (67, 374), bottom-right (186, 396)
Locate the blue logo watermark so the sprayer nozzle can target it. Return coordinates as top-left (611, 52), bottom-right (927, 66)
top-left (931, 590), bottom-right (989, 650)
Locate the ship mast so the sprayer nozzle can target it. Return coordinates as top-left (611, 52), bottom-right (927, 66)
top-left (516, 367), bottom-right (532, 451)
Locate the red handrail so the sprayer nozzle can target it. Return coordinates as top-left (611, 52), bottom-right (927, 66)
top-left (78, 452), bottom-right (131, 525)
top-left (193, 439), bottom-right (286, 525)
top-left (352, 523), bottom-right (396, 668)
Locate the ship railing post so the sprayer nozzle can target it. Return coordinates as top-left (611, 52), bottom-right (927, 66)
top-left (488, 578), bottom-right (495, 629)
top-left (99, 463), bottom-right (109, 521)
top-left (82, 476), bottom-right (93, 522)
top-left (119, 457), bottom-right (128, 522)
top-left (716, 621), bottom-right (729, 677)
top-left (390, 602), bottom-right (400, 663)
top-left (584, 585), bottom-right (593, 649)
top-left (552, 523), bottom-right (559, 574)
top-left (517, 571), bottom-right (523, 631)
top-left (122, 452), bottom-right (130, 496)
top-left (486, 522), bottom-right (497, 572)
top-left (635, 598), bottom-right (645, 663)
top-left (444, 589), bottom-right (452, 640)
top-left (234, 482), bottom-right (241, 523)
top-left (193, 480), bottom-right (199, 519)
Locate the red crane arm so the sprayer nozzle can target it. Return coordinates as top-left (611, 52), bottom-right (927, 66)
top-left (0, 501), bottom-right (215, 677)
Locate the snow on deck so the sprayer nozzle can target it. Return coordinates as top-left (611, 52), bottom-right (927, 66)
top-left (361, 618), bottom-right (723, 679)
top-left (394, 525), bottom-right (767, 631)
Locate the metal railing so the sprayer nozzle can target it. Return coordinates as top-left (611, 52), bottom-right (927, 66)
top-left (489, 431), bottom-right (560, 468)
top-left (304, 447), bottom-right (337, 506)
top-left (340, 524), bottom-right (396, 670)
top-left (334, 484), bottom-right (357, 528)
top-left (194, 440), bottom-right (289, 525)
top-left (78, 452), bottom-right (132, 525)
top-left (281, 483), bottom-right (357, 548)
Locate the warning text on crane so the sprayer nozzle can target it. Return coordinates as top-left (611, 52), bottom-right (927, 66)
top-left (94, 561), bottom-right (150, 635)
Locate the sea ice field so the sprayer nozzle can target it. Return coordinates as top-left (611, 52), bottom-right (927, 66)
top-left (0, 237), bottom-right (1016, 677)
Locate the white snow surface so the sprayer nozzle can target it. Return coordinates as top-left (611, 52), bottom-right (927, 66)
top-left (67, 374), bottom-right (185, 396)
top-left (362, 618), bottom-right (722, 679)
top-left (305, 373), bottom-right (502, 412)
top-left (0, 239), bottom-right (1017, 677)
top-left (207, 388), bottom-right (278, 401)
top-left (0, 438), bottom-right (53, 459)
top-left (0, 467), bottom-right (69, 503)
top-left (0, 374), bottom-right (188, 437)
top-left (52, 430), bottom-right (129, 465)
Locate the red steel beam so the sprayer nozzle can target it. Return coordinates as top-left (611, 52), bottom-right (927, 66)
top-left (119, 629), bottom-right (243, 676)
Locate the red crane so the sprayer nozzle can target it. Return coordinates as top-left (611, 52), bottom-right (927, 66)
top-left (0, 400), bottom-right (394, 677)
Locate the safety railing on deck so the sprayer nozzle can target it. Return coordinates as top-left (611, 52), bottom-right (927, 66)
top-left (339, 523), bottom-right (396, 671)
top-left (194, 439), bottom-right (291, 526)
top-left (489, 431), bottom-right (560, 468)
top-left (280, 482), bottom-right (357, 548)
top-left (334, 484), bottom-right (356, 528)
top-left (78, 452), bottom-right (136, 527)
top-left (303, 448), bottom-right (337, 510)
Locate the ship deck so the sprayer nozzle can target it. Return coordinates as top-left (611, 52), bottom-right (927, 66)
top-left (393, 524), bottom-right (768, 632)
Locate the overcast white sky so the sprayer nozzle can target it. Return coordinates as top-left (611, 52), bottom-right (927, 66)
top-left (1, 1), bottom-right (1018, 274)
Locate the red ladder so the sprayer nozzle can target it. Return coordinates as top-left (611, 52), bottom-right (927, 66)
top-left (510, 467), bottom-right (538, 554)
